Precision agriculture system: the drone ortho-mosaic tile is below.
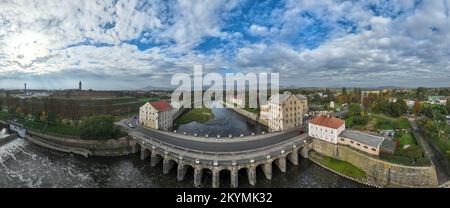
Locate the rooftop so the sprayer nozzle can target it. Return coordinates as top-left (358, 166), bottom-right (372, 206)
top-left (309, 115), bottom-right (345, 129)
top-left (268, 91), bottom-right (307, 104)
top-left (339, 130), bottom-right (385, 148)
top-left (149, 100), bottom-right (172, 112)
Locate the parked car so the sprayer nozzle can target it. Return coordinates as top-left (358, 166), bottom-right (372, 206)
top-left (128, 123), bottom-right (135, 128)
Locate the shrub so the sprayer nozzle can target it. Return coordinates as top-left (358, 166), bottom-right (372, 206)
top-left (79, 115), bottom-right (123, 140)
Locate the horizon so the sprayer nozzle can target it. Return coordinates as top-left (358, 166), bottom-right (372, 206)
top-left (1, 1), bottom-right (450, 89)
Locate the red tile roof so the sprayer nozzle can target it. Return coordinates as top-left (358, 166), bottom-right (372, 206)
top-left (149, 101), bottom-right (172, 112)
top-left (309, 115), bottom-right (345, 129)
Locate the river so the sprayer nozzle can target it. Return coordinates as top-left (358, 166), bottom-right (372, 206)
top-left (174, 105), bottom-right (267, 136)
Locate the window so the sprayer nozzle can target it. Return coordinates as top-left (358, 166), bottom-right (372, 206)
top-left (364, 146), bottom-right (368, 149)
top-left (357, 143), bottom-right (361, 146)
top-left (371, 148), bottom-right (376, 151)
top-left (350, 141), bottom-right (354, 144)
top-left (340, 138), bottom-right (345, 142)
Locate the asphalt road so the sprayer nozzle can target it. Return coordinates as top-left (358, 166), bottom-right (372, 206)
top-left (125, 119), bottom-right (308, 153)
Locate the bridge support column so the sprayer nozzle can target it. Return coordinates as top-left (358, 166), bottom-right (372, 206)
top-left (194, 167), bottom-right (203, 188)
top-left (288, 152), bottom-right (298, 166)
top-left (177, 164), bottom-right (188, 181)
top-left (301, 146), bottom-right (309, 158)
top-left (247, 167), bottom-right (256, 186)
top-left (151, 152), bottom-right (162, 167)
top-left (131, 142), bottom-right (140, 153)
top-left (231, 169), bottom-right (238, 188)
top-left (163, 159), bottom-right (175, 174)
top-left (275, 157), bottom-right (287, 173)
top-left (263, 163), bottom-right (272, 180)
top-left (140, 149), bottom-right (150, 160)
top-left (212, 169), bottom-right (220, 188)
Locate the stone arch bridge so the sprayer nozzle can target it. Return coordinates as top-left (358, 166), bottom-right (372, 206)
top-left (126, 120), bottom-right (311, 188)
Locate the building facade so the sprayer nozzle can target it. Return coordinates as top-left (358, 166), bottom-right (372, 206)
top-left (263, 91), bottom-right (305, 132)
top-left (308, 115), bottom-right (345, 144)
top-left (308, 115), bottom-right (395, 156)
top-left (139, 101), bottom-right (173, 130)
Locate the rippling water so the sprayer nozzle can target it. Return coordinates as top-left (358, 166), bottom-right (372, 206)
top-left (0, 138), bottom-right (366, 188)
top-left (174, 107), bottom-right (267, 136)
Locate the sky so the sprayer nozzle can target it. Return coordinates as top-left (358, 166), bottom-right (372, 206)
top-left (0, 0), bottom-right (449, 90)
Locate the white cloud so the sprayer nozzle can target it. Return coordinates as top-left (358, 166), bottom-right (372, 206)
top-left (0, 0), bottom-right (449, 89)
top-left (248, 24), bottom-right (269, 36)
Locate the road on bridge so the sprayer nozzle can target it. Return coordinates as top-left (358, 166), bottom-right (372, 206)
top-left (121, 118), bottom-right (308, 153)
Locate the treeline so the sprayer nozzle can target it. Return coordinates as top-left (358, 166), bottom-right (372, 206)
top-left (363, 93), bottom-right (408, 117)
top-left (0, 96), bottom-right (141, 124)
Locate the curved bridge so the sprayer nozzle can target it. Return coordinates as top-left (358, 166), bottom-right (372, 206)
top-left (124, 119), bottom-right (311, 188)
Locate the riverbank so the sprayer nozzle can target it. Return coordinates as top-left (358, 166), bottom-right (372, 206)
top-left (26, 130), bottom-right (135, 157)
top-left (311, 138), bottom-right (439, 187)
top-left (175, 107), bottom-right (214, 124)
top-left (221, 101), bottom-right (268, 127)
top-left (308, 152), bottom-right (382, 187)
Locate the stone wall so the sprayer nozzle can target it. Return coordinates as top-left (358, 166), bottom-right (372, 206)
top-left (28, 130), bottom-right (135, 157)
top-left (0, 134), bottom-right (18, 146)
top-left (311, 139), bottom-right (438, 187)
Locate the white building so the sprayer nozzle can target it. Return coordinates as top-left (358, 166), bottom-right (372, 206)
top-left (309, 115), bottom-right (395, 156)
top-left (308, 115), bottom-right (345, 144)
top-left (262, 91), bottom-right (305, 132)
top-left (139, 101), bottom-right (173, 130)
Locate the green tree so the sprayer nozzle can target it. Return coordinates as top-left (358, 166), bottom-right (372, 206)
top-left (79, 115), bottom-right (122, 140)
top-left (391, 99), bottom-right (408, 117)
top-left (348, 103), bottom-right (362, 117)
top-left (412, 101), bottom-right (422, 115)
top-left (446, 99), bottom-right (450, 113)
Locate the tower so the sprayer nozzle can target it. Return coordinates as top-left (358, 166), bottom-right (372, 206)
top-left (24, 83), bottom-right (27, 94)
top-left (79, 81), bottom-right (82, 91)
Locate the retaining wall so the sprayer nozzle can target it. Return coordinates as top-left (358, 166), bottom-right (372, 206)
top-left (27, 130), bottom-right (135, 157)
top-left (311, 139), bottom-right (439, 187)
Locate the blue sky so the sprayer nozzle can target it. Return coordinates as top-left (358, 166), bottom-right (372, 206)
top-left (0, 0), bottom-right (449, 90)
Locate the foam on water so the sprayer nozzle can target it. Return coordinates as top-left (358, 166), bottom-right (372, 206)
top-left (0, 138), bottom-right (26, 163)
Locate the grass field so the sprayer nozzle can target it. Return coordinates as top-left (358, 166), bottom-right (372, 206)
top-left (176, 108), bottom-right (214, 124)
top-left (348, 113), bottom-right (411, 131)
top-left (313, 154), bottom-right (366, 179)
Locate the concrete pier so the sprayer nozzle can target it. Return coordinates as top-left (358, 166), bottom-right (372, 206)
top-left (163, 159), bottom-right (175, 174)
top-left (212, 169), bottom-right (220, 188)
top-left (231, 169), bottom-right (239, 188)
top-left (177, 164), bottom-right (188, 181)
top-left (247, 167), bottom-right (256, 186)
top-left (275, 157), bottom-right (287, 173)
top-left (263, 163), bottom-right (272, 180)
top-left (194, 167), bottom-right (203, 188)
top-left (150, 152), bottom-right (162, 167)
top-left (140, 149), bottom-right (150, 160)
top-left (288, 152), bottom-right (298, 165)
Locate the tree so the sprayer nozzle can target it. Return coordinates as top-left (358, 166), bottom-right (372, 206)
top-left (412, 101), bottom-right (422, 115)
top-left (348, 103), bottom-right (362, 117)
top-left (391, 99), bottom-right (408, 117)
top-left (79, 115), bottom-right (122, 140)
top-left (447, 99), bottom-right (450, 113)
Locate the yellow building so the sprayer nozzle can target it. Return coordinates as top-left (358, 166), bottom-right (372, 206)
top-left (139, 101), bottom-right (173, 130)
top-left (262, 91), bottom-right (305, 132)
